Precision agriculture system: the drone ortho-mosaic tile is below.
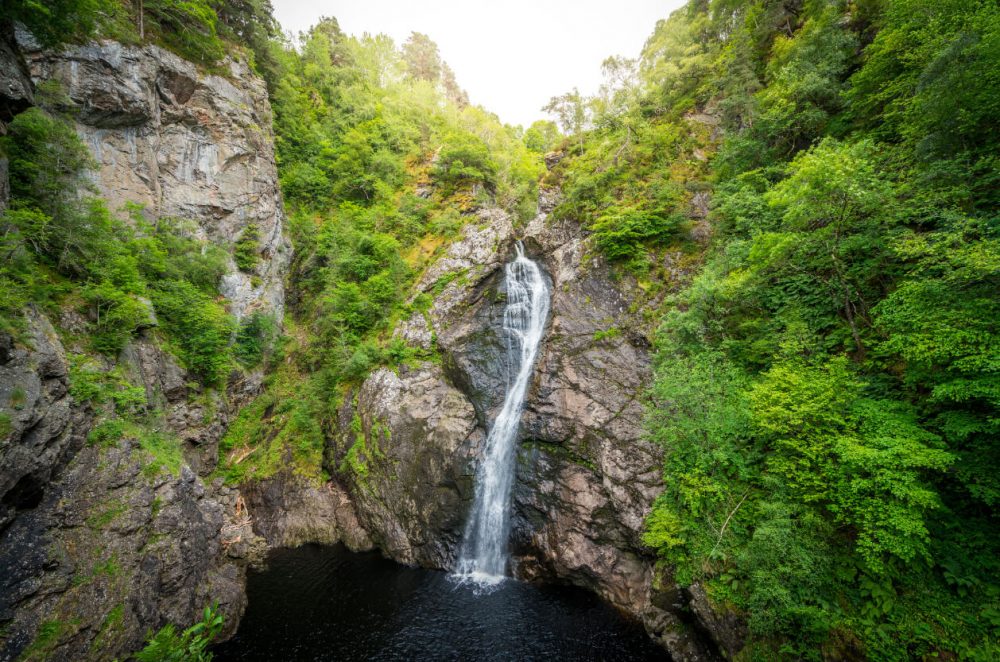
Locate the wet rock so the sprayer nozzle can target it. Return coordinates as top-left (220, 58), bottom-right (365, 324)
top-left (686, 583), bottom-right (747, 659)
top-left (333, 366), bottom-right (482, 568)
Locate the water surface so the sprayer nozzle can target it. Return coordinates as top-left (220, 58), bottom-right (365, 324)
top-left (214, 543), bottom-right (669, 661)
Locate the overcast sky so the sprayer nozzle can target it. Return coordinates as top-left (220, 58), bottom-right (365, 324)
top-left (270, 0), bottom-right (686, 128)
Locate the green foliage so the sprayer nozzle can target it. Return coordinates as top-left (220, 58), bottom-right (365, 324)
top-left (1, 0), bottom-right (118, 46)
top-left (433, 133), bottom-right (497, 190)
top-left (523, 120), bottom-right (561, 153)
top-left (151, 281), bottom-right (234, 385)
top-left (233, 223), bottom-right (261, 272)
top-left (83, 281), bottom-right (151, 355)
top-left (215, 352), bottom-right (327, 485)
top-left (19, 619), bottom-right (77, 661)
top-left (135, 603), bottom-right (224, 662)
top-left (630, 0), bottom-right (1000, 657)
top-left (1, 109), bottom-right (237, 381)
top-left (142, 0), bottom-right (225, 64)
top-left (233, 311), bottom-right (280, 367)
top-left (590, 205), bottom-right (685, 260)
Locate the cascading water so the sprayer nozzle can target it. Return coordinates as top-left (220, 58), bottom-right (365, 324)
top-left (454, 241), bottom-right (550, 587)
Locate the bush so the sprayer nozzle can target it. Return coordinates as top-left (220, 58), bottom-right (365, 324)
top-left (143, 0), bottom-right (226, 65)
top-left (233, 312), bottom-right (280, 367)
top-left (433, 133), bottom-right (497, 189)
top-left (233, 223), bottom-right (261, 272)
top-left (84, 282), bottom-right (151, 355)
top-left (151, 281), bottom-right (235, 385)
top-left (135, 603), bottom-right (224, 662)
top-left (590, 206), bottom-right (684, 260)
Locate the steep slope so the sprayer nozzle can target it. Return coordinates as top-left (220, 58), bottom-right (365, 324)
top-left (326, 181), bottom-right (717, 659)
top-left (0, 29), bottom-right (288, 660)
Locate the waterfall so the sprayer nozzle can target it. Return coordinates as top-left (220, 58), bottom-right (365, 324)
top-left (454, 241), bottom-right (550, 586)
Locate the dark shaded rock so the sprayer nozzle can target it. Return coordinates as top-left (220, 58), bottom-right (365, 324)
top-left (0, 440), bottom-right (251, 662)
top-left (241, 474), bottom-right (372, 551)
top-left (0, 24), bottom-right (33, 124)
top-left (0, 310), bottom-right (76, 532)
top-left (686, 583), bottom-right (747, 659)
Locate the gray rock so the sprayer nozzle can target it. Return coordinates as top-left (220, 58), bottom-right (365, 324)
top-left (0, 309), bottom-right (75, 531)
top-left (0, 440), bottom-right (253, 662)
top-left (333, 366), bottom-right (482, 568)
top-left (241, 474), bottom-right (372, 551)
top-left (20, 39), bottom-right (290, 321)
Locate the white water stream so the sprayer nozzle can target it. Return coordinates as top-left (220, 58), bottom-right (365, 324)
top-left (454, 241), bottom-right (550, 587)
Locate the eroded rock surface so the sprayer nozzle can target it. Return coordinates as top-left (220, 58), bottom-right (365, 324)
top-left (0, 439), bottom-right (253, 662)
top-left (0, 309), bottom-right (266, 662)
top-left (0, 310), bottom-right (75, 531)
top-left (241, 474), bottom-right (372, 551)
top-left (18, 33), bottom-right (290, 320)
top-left (339, 197), bottom-right (718, 659)
top-left (331, 365), bottom-right (482, 568)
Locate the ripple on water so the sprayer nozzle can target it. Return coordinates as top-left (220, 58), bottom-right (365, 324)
top-left (213, 543), bottom-right (670, 662)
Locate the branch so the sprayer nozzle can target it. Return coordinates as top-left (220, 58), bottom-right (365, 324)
top-left (709, 488), bottom-right (751, 558)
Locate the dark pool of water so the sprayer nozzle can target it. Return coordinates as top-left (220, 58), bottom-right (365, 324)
top-left (214, 543), bottom-right (670, 661)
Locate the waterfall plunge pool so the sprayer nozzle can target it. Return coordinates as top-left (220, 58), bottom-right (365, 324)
top-left (213, 543), bottom-right (669, 661)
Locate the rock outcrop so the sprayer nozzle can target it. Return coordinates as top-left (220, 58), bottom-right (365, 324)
top-left (0, 32), bottom-right (288, 661)
top-left (240, 474), bottom-right (372, 551)
top-left (334, 194), bottom-right (717, 659)
top-left (0, 310), bottom-right (75, 532)
top-left (17, 30), bottom-right (290, 320)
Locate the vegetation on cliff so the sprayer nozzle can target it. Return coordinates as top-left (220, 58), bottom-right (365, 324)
top-left (544, 0), bottom-right (999, 658)
top-left (214, 17), bottom-right (544, 484)
top-left (5, 0), bottom-right (999, 659)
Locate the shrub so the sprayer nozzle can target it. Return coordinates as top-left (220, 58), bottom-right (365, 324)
top-left (590, 206), bottom-right (684, 260)
top-left (233, 223), bottom-right (261, 272)
top-left (84, 281), bottom-right (150, 355)
top-left (233, 312), bottom-right (280, 367)
top-left (151, 281), bottom-right (235, 385)
top-left (135, 603), bottom-right (224, 662)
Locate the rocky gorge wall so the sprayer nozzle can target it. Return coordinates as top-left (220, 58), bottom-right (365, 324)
top-left (0, 27), bottom-right (730, 662)
top-left (330, 189), bottom-right (720, 660)
top-left (0, 31), bottom-right (290, 661)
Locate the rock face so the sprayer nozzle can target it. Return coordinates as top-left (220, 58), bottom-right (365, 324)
top-left (0, 307), bottom-right (266, 661)
top-left (18, 31), bottom-right (290, 320)
top-left (0, 33), bottom-right (289, 661)
top-left (335, 196), bottom-right (718, 659)
top-left (0, 442), bottom-right (251, 662)
top-left (240, 474), bottom-right (372, 551)
top-left (0, 310), bottom-right (75, 532)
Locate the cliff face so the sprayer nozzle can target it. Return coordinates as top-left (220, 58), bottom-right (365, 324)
top-left (1, 28), bottom-right (723, 662)
top-left (0, 33), bottom-right (287, 661)
top-left (19, 31), bottom-right (290, 320)
top-left (329, 191), bottom-right (716, 659)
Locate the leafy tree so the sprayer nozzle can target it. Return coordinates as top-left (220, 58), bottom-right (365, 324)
top-left (401, 31), bottom-right (442, 82)
top-left (543, 88), bottom-right (588, 149)
top-left (522, 120), bottom-right (560, 153)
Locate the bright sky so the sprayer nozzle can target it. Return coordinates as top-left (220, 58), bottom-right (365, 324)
top-left (270, 0), bottom-right (687, 128)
